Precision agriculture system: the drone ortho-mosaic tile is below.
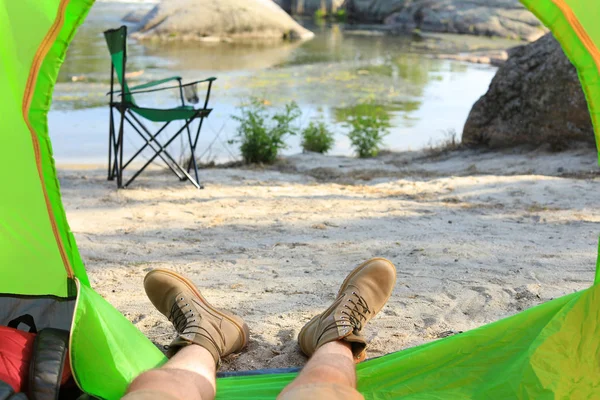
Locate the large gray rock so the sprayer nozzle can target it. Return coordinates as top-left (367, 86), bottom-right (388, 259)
top-left (135, 0), bottom-right (314, 42)
top-left (462, 33), bottom-right (594, 150)
top-left (345, 0), bottom-right (546, 41)
top-left (274, 0), bottom-right (344, 15)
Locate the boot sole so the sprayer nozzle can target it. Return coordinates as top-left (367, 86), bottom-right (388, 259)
top-left (145, 269), bottom-right (250, 352)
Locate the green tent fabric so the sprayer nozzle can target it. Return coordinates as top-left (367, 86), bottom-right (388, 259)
top-left (0, 0), bottom-right (165, 398)
top-left (0, 0), bottom-right (598, 399)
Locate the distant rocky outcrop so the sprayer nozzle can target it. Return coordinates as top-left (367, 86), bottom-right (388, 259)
top-left (274, 0), bottom-right (344, 15)
top-left (134, 0), bottom-right (314, 42)
top-left (462, 33), bottom-right (594, 150)
top-left (344, 0), bottom-right (546, 41)
top-left (123, 9), bottom-right (149, 24)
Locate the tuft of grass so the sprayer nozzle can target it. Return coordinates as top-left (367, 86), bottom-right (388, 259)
top-left (426, 130), bottom-right (460, 156)
top-left (231, 98), bottom-right (301, 164)
top-left (301, 121), bottom-right (335, 154)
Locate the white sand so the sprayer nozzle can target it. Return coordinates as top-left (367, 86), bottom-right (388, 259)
top-left (59, 148), bottom-right (600, 371)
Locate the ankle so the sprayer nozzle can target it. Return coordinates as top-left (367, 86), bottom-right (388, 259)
top-left (168, 334), bottom-right (221, 366)
top-left (163, 345), bottom-right (217, 374)
top-left (317, 341), bottom-right (353, 358)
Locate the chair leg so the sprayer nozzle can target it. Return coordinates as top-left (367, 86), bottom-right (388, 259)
top-left (117, 107), bottom-right (126, 188)
top-left (186, 118), bottom-right (204, 188)
top-left (183, 121), bottom-right (194, 179)
top-left (111, 105), bottom-right (122, 181)
top-left (124, 116), bottom-right (186, 180)
top-left (186, 79), bottom-right (213, 177)
top-left (111, 127), bottom-right (120, 182)
top-left (108, 106), bottom-right (115, 180)
top-left (123, 118), bottom-right (202, 189)
top-left (127, 111), bottom-right (204, 189)
top-left (187, 114), bottom-right (206, 174)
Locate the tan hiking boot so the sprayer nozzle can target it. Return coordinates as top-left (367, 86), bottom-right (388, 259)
top-left (144, 269), bottom-right (249, 366)
top-left (298, 258), bottom-right (396, 361)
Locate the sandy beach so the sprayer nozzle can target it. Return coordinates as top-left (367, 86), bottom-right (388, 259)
top-left (59, 148), bottom-right (600, 372)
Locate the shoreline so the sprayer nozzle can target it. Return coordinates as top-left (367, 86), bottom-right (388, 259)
top-left (56, 146), bottom-right (600, 177)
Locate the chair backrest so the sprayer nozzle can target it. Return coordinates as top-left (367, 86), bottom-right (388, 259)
top-left (104, 26), bottom-right (135, 104)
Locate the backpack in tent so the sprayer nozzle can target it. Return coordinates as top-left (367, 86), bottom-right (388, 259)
top-left (0, 323), bottom-right (75, 399)
top-left (0, 0), bottom-right (599, 399)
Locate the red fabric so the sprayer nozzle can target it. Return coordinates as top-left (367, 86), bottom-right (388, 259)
top-left (0, 326), bottom-right (72, 392)
top-left (61, 351), bottom-right (72, 385)
top-left (0, 326), bottom-right (35, 392)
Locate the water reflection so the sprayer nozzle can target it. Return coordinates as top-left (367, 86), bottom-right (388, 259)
top-left (334, 102), bottom-right (421, 129)
top-left (143, 41), bottom-right (304, 71)
top-left (50, 1), bottom-right (498, 164)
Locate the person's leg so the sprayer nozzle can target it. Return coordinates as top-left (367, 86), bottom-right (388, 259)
top-left (278, 341), bottom-right (356, 398)
top-left (279, 258), bottom-right (397, 400)
top-left (124, 345), bottom-right (216, 400)
top-left (122, 269), bottom-right (250, 400)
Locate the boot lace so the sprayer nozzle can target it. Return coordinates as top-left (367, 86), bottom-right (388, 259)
top-left (341, 291), bottom-right (371, 333)
top-left (169, 297), bottom-right (201, 334)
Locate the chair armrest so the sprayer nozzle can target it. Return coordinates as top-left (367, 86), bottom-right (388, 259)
top-left (130, 76), bottom-right (182, 91)
top-left (181, 77), bottom-right (217, 87)
top-left (110, 77), bottom-right (217, 97)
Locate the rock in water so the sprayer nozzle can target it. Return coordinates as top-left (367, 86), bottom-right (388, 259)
top-left (135, 0), bottom-right (314, 42)
top-left (274, 0), bottom-right (345, 16)
top-left (462, 33), bottom-right (594, 150)
top-left (123, 8), bottom-right (154, 24)
top-left (345, 0), bottom-right (546, 41)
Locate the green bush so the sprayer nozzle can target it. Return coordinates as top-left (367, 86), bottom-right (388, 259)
top-left (301, 121), bottom-right (335, 154)
top-left (231, 99), bottom-right (301, 164)
top-left (346, 111), bottom-right (390, 158)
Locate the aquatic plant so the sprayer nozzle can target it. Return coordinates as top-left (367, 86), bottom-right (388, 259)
top-left (301, 121), bottom-right (335, 154)
top-left (231, 99), bottom-right (301, 164)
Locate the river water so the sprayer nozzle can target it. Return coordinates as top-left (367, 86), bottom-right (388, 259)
top-left (49, 1), bottom-right (501, 165)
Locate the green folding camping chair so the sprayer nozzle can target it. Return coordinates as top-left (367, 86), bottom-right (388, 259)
top-left (104, 26), bottom-right (214, 189)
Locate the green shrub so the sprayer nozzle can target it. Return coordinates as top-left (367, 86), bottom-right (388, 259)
top-left (231, 99), bottom-right (301, 164)
top-left (301, 121), bottom-right (335, 154)
top-left (346, 110), bottom-right (390, 158)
